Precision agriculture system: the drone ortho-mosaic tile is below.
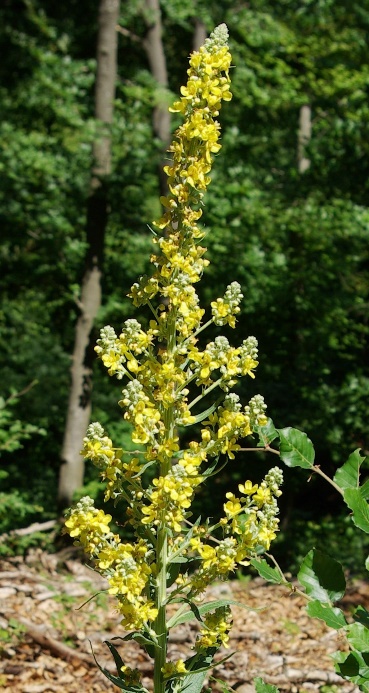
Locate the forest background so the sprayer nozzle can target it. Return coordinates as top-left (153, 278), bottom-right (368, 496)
top-left (1, 0), bottom-right (368, 573)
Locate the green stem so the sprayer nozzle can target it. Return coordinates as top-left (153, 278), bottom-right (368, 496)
top-left (153, 305), bottom-right (177, 693)
top-left (153, 526), bottom-right (168, 693)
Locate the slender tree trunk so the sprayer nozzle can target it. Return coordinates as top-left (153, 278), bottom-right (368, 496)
top-left (193, 18), bottom-right (206, 51)
top-left (297, 103), bottom-right (312, 173)
top-left (58, 0), bottom-right (120, 506)
top-left (143, 0), bottom-right (171, 196)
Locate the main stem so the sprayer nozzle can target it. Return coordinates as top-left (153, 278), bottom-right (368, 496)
top-left (153, 306), bottom-right (177, 693)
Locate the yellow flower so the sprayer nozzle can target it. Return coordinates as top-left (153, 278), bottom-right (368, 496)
top-left (162, 660), bottom-right (187, 677)
top-left (239, 480), bottom-right (258, 496)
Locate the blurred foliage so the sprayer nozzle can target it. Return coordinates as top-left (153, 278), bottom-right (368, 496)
top-left (0, 0), bottom-right (368, 568)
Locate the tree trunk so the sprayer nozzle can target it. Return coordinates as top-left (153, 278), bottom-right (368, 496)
top-left (58, 0), bottom-right (120, 507)
top-left (143, 0), bottom-right (171, 196)
top-left (297, 103), bottom-right (312, 173)
top-left (192, 18), bottom-right (206, 51)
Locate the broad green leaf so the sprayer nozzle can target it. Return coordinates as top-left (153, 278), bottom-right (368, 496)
top-left (167, 598), bottom-right (255, 629)
top-left (333, 651), bottom-right (361, 679)
top-left (277, 427), bottom-right (315, 469)
top-left (347, 623), bottom-right (369, 651)
top-left (254, 677), bottom-right (279, 693)
top-left (255, 418), bottom-right (279, 447)
top-left (355, 607), bottom-right (369, 629)
top-left (360, 479), bottom-right (369, 500)
top-left (334, 646), bottom-right (369, 686)
top-left (250, 557), bottom-right (285, 585)
top-left (306, 600), bottom-right (346, 629)
top-left (344, 488), bottom-right (369, 533)
top-left (333, 449), bottom-right (365, 491)
top-left (298, 549), bottom-right (345, 602)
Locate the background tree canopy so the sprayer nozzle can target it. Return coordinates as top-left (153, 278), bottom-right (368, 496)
top-left (1, 0), bottom-right (368, 567)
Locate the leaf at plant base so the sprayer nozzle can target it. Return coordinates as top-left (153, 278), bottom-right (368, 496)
top-left (298, 549), bottom-right (345, 602)
top-left (277, 427), bottom-right (315, 469)
top-left (306, 600), bottom-right (347, 629)
top-left (344, 488), bottom-right (369, 533)
top-left (250, 557), bottom-right (285, 585)
top-left (254, 676), bottom-right (280, 692)
top-left (255, 418), bottom-right (279, 447)
top-left (333, 449), bottom-right (365, 491)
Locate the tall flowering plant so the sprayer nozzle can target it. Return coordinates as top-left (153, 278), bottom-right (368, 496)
top-left (64, 25), bottom-right (283, 693)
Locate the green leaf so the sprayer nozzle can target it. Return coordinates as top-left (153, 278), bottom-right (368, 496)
top-left (277, 427), bottom-right (315, 469)
top-left (344, 488), bottom-right (369, 533)
top-left (110, 633), bottom-right (158, 660)
top-left (333, 449), bottom-right (365, 491)
top-left (254, 676), bottom-right (280, 692)
top-left (166, 556), bottom-right (188, 588)
top-left (191, 401), bottom-right (218, 425)
top-left (89, 641), bottom-right (148, 692)
top-left (250, 557), bottom-right (285, 585)
top-left (333, 651), bottom-right (361, 679)
top-left (355, 606), bottom-right (369, 629)
top-left (360, 479), bottom-right (369, 501)
top-left (255, 418), bottom-right (279, 447)
top-left (104, 640), bottom-right (125, 676)
top-left (178, 649), bottom-right (218, 693)
top-left (333, 648), bottom-right (369, 685)
top-left (306, 600), bottom-right (347, 629)
top-left (298, 549), bottom-right (346, 602)
top-left (167, 598), bottom-right (255, 629)
top-left (347, 623), bottom-right (369, 651)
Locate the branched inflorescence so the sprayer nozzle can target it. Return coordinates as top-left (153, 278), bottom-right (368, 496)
top-left (64, 24), bottom-right (283, 691)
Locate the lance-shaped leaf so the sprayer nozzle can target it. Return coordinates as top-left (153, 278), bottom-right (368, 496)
top-left (306, 600), bottom-right (347, 629)
top-left (110, 632), bottom-right (159, 659)
top-left (298, 549), bottom-right (346, 602)
top-left (170, 648), bottom-right (218, 693)
top-left (250, 557), bottom-right (285, 585)
top-left (90, 640), bottom-right (149, 693)
top-left (333, 449), bottom-right (365, 491)
top-left (190, 401), bottom-right (219, 425)
top-left (344, 488), bottom-right (369, 533)
top-left (277, 427), bottom-right (315, 469)
top-left (167, 598), bottom-right (256, 629)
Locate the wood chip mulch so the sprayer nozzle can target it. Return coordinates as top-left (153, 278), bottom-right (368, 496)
top-left (0, 549), bottom-right (365, 693)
